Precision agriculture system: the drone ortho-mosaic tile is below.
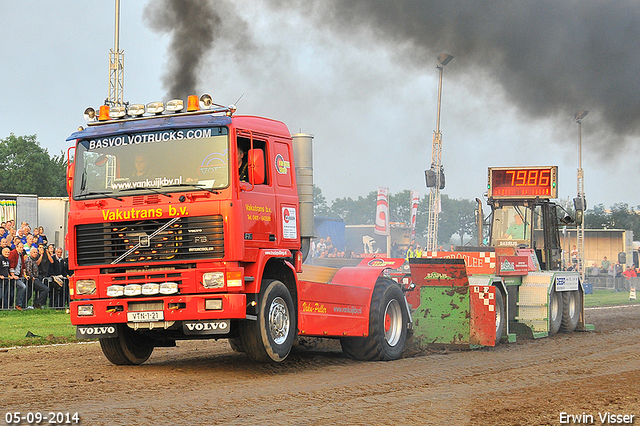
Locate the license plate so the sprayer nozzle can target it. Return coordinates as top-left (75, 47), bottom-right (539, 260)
top-left (127, 311), bottom-right (164, 322)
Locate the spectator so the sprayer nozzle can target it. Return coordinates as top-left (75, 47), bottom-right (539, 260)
top-left (16, 228), bottom-right (25, 244)
top-left (38, 227), bottom-right (48, 246)
top-left (623, 266), bottom-right (637, 279)
top-left (8, 243), bottom-right (28, 310)
top-left (1, 246), bottom-right (26, 310)
top-left (33, 227), bottom-right (43, 245)
top-left (46, 246), bottom-right (63, 307)
top-left (415, 244), bottom-right (423, 258)
top-left (601, 256), bottom-right (611, 272)
top-left (614, 261), bottom-right (623, 278)
top-left (24, 247), bottom-right (48, 309)
top-left (11, 236), bottom-right (20, 250)
top-left (24, 234), bottom-right (36, 252)
top-left (588, 262), bottom-right (600, 276)
top-left (570, 245), bottom-right (578, 265)
top-left (405, 243), bottom-right (416, 260)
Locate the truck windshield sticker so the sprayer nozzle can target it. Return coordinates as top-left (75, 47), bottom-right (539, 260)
top-left (74, 127), bottom-right (229, 199)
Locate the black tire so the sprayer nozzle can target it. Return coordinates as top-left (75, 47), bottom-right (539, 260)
top-left (240, 279), bottom-right (296, 362)
top-left (340, 278), bottom-right (408, 361)
top-left (560, 290), bottom-right (582, 333)
top-left (548, 288), bottom-right (563, 336)
top-left (228, 337), bottom-right (245, 353)
top-left (99, 324), bottom-right (155, 365)
top-left (494, 288), bottom-right (505, 345)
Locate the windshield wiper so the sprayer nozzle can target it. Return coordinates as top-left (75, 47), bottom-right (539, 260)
top-left (160, 183), bottom-right (220, 195)
top-left (118, 186), bottom-right (172, 198)
top-left (76, 191), bottom-right (124, 201)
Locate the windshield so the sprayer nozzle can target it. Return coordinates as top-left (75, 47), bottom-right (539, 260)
top-left (491, 204), bottom-right (532, 246)
top-left (73, 127), bottom-right (229, 199)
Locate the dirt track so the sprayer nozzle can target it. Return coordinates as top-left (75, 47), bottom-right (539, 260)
top-left (1, 305), bottom-right (640, 426)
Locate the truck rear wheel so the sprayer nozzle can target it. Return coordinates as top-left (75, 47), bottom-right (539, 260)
top-left (240, 279), bottom-right (296, 363)
top-left (560, 290), bottom-right (582, 333)
top-left (340, 278), bottom-right (408, 361)
top-left (548, 288), bottom-right (562, 336)
top-left (99, 324), bottom-right (155, 365)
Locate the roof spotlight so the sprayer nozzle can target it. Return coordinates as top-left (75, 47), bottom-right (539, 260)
top-left (199, 94), bottom-right (213, 109)
top-left (83, 107), bottom-right (97, 122)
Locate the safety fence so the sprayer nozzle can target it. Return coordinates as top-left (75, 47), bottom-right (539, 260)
top-left (0, 277), bottom-right (70, 310)
top-left (584, 275), bottom-right (640, 292)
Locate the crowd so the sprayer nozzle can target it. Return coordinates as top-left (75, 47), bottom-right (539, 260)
top-left (0, 220), bottom-right (71, 310)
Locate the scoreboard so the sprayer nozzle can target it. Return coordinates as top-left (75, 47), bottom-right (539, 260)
top-left (488, 166), bottom-right (558, 199)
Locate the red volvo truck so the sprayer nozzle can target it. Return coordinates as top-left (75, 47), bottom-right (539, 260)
top-left (66, 95), bottom-right (413, 364)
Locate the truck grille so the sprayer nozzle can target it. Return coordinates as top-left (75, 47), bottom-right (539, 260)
top-left (76, 215), bottom-right (224, 266)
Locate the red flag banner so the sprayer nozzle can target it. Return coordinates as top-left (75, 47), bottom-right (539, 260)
top-left (410, 190), bottom-right (420, 238)
top-left (375, 186), bottom-right (390, 235)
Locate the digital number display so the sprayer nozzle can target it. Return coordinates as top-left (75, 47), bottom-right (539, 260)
top-left (488, 166), bottom-right (557, 199)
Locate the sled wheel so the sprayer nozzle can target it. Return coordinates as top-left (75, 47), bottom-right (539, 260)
top-left (99, 324), bottom-right (154, 365)
top-left (548, 288), bottom-right (563, 336)
top-left (494, 288), bottom-right (505, 345)
top-left (560, 290), bottom-right (582, 333)
top-left (240, 279), bottom-right (296, 362)
top-left (341, 278), bottom-right (408, 361)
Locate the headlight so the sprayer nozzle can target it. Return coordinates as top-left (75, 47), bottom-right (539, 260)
top-left (76, 279), bottom-right (96, 295)
top-left (124, 284), bottom-right (142, 296)
top-left (107, 285), bottom-right (124, 297)
top-left (205, 299), bottom-right (223, 310)
top-left (142, 283), bottom-right (160, 295)
top-left (77, 305), bottom-right (94, 316)
top-left (159, 282), bottom-right (179, 295)
top-left (202, 272), bottom-right (224, 289)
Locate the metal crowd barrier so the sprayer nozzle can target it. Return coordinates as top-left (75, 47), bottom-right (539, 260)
top-left (0, 277), bottom-right (70, 310)
top-left (586, 275), bottom-right (638, 292)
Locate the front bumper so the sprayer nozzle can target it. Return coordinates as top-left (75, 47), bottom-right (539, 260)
top-left (70, 293), bottom-right (247, 325)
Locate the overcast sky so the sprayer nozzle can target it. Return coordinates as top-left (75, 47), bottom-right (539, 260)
top-left (2, 1), bottom-right (639, 211)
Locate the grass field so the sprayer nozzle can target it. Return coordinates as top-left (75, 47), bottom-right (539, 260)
top-left (0, 309), bottom-right (78, 348)
top-left (0, 288), bottom-right (637, 348)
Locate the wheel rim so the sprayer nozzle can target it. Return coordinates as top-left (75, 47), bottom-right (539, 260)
top-left (384, 299), bottom-right (403, 347)
top-left (268, 296), bottom-right (290, 345)
top-left (550, 292), bottom-right (559, 321)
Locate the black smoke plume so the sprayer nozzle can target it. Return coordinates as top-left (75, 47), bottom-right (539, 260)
top-left (144, 0), bottom-right (248, 101)
top-left (275, 0), bottom-right (640, 150)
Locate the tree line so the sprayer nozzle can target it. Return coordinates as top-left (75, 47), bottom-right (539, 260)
top-left (315, 186), bottom-right (640, 246)
top-left (0, 134), bottom-right (67, 197)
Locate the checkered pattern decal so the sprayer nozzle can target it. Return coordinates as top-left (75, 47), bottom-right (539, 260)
top-left (473, 286), bottom-right (495, 312)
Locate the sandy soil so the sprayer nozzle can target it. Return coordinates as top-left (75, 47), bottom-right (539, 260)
top-left (1, 305), bottom-right (639, 426)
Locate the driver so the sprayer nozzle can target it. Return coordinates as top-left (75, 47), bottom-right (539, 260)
top-left (504, 214), bottom-right (526, 239)
top-left (132, 154), bottom-right (152, 178)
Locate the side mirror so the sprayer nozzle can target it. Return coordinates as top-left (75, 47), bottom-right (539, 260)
top-left (248, 149), bottom-right (265, 185)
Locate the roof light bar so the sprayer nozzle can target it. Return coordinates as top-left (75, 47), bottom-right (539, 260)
top-left (146, 101), bottom-right (165, 114)
top-left (109, 105), bottom-right (127, 119)
top-left (128, 104), bottom-right (145, 117)
top-left (166, 99), bottom-right (184, 112)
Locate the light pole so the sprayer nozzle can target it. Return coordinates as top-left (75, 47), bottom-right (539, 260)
top-left (426, 53), bottom-right (453, 251)
top-left (574, 110), bottom-right (588, 281)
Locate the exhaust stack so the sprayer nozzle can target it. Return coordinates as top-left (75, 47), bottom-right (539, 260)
top-left (292, 133), bottom-right (314, 260)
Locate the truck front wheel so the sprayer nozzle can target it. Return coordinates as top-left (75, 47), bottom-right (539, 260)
top-left (99, 324), bottom-right (155, 365)
top-left (341, 278), bottom-right (408, 361)
top-left (240, 279), bottom-right (296, 363)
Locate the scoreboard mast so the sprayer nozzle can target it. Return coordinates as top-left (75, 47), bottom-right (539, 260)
top-left (488, 166), bottom-right (558, 199)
